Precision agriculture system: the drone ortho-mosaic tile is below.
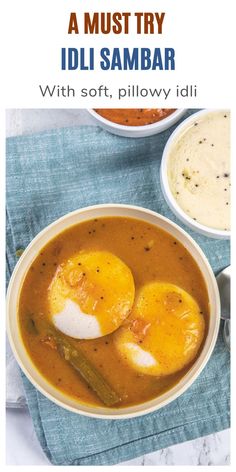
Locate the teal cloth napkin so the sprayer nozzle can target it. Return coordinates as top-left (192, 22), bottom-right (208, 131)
top-left (6, 110), bottom-right (230, 465)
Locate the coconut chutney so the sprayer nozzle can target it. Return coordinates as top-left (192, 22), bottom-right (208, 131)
top-left (167, 110), bottom-right (230, 231)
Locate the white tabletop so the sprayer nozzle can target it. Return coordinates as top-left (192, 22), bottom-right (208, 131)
top-left (6, 109), bottom-right (230, 465)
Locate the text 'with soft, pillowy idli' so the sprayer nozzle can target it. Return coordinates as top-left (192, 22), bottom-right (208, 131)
top-left (48, 250), bottom-right (135, 339)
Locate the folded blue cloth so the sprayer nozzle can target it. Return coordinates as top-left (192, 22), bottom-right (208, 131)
top-left (6, 110), bottom-right (230, 465)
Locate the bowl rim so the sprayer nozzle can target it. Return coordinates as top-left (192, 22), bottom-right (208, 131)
top-left (6, 203), bottom-right (221, 419)
top-left (87, 108), bottom-right (186, 131)
top-left (160, 109), bottom-right (231, 239)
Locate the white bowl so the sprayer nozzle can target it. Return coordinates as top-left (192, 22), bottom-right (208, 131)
top-left (7, 204), bottom-right (220, 419)
top-left (160, 110), bottom-right (230, 239)
top-left (87, 109), bottom-right (186, 138)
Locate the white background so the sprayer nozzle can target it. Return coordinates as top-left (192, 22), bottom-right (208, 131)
top-left (1, 0), bottom-right (234, 108)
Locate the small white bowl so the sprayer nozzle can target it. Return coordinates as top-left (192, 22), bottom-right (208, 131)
top-left (160, 110), bottom-right (230, 239)
top-left (7, 204), bottom-right (220, 419)
top-left (87, 109), bottom-right (186, 138)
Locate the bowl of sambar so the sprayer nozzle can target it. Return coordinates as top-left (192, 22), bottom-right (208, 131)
top-left (6, 204), bottom-right (220, 419)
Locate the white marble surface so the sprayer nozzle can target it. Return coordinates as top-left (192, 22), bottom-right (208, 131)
top-left (6, 109), bottom-right (230, 465)
top-left (6, 108), bottom-right (95, 137)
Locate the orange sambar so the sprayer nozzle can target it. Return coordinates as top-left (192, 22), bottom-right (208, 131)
top-left (18, 217), bottom-right (208, 408)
